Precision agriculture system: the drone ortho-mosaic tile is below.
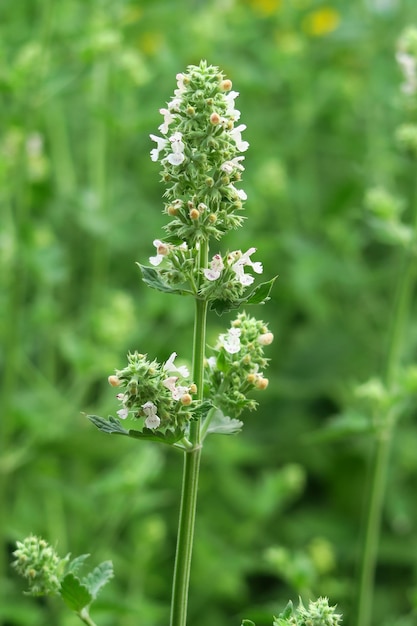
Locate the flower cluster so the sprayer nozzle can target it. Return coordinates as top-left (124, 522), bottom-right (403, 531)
top-left (150, 60), bottom-right (249, 244)
top-left (12, 536), bottom-right (67, 596)
top-left (205, 312), bottom-right (273, 417)
top-left (108, 351), bottom-right (195, 430)
top-left (199, 246), bottom-right (263, 302)
top-left (274, 597), bottom-right (342, 626)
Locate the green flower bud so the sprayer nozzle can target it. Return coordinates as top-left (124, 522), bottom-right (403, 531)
top-left (12, 536), bottom-right (68, 596)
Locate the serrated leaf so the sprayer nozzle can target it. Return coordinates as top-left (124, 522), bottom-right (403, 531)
top-left (192, 400), bottom-right (214, 420)
top-left (210, 277), bottom-right (277, 315)
top-left (137, 264), bottom-right (191, 296)
top-left (205, 408), bottom-right (243, 435)
top-left (127, 426), bottom-right (185, 445)
top-left (67, 554), bottom-right (90, 576)
top-left (82, 561), bottom-right (114, 600)
top-left (60, 574), bottom-right (92, 612)
top-left (87, 414), bottom-right (130, 436)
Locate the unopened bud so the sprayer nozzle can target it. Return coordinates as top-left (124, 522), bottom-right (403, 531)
top-left (189, 383), bottom-right (197, 394)
top-left (190, 208), bottom-right (200, 220)
top-left (205, 177), bottom-right (214, 187)
top-left (208, 213), bottom-right (217, 223)
top-left (255, 377), bottom-right (269, 390)
top-left (187, 106), bottom-right (195, 116)
top-left (247, 373), bottom-right (256, 384)
top-left (220, 79), bottom-right (232, 91)
top-left (242, 355), bottom-right (251, 365)
top-left (259, 332), bottom-right (274, 346)
top-left (108, 375), bottom-right (120, 387)
top-left (210, 112), bottom-right (221, 125)
top-left (181, 393), bottom-right (192, 406)
top-left (167, 204), bottom-right (178, 216)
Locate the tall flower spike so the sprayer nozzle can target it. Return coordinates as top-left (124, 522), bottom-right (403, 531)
top-left (149, 61), bottom-right (249, 244)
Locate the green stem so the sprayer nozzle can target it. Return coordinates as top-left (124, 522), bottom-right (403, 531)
top-left (356, 175), bottom-right (417, 626)
top-left (78, 608), bottom-right (98, 626)
top-left (170, 241), bottom-right (208, 626)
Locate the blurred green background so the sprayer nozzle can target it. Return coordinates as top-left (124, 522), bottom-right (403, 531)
top-left (2, 0), bottom-right (417, 624)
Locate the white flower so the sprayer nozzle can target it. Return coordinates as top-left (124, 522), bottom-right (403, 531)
top-left (162, 376), bottom-right (190, 401)
top-left (220, 156), bottom-right (245, 174)
top-left (149, 239), bottom-right (169, 266)
top-left (117, 408), bottom-right (129, 420)
top-left (232, 247), bottom-right (263, 285)
top-left (166, 131), bottom-right (185, 165)
top-left (223, 328), bottom-right (241, 354)
top-left (164, 352), bottom-right (190, 378)
top-left (230, 124), bottom-right (249, 152)
top-left (150, 134), bottom-right (168, 162)
top-left (142, 401), bottom-right (160, 429)
top-left (224, 91), bottom-right (241, 120)
top-left (228, 184), bottom-right (247, 201)
top-left (159, 108), bottom-right (175, 134)
top-left (203, 254), bottom-right (224, 281)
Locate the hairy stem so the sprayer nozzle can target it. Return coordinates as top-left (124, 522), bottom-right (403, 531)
top-left (170, 241), bottom-right (208, 626)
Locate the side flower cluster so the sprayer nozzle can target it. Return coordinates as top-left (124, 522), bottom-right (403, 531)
top-left (149, 60), bottom-right (249, 244)
top-left (199, 247), bottom-right (263, 302)
top-left (12, 536), bottom-right (67, 596)
top-left (108, 351), bottom-right (195, 430)
top-left (205, 312), bottom-right (273, 417)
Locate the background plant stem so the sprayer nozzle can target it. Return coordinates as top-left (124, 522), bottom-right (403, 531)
top-left (356, 169), bottom-right (417, 626)
top-left (170, 241), bottom-right (208, 626)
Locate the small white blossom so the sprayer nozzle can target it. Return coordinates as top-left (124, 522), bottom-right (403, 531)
top-left (142, 401), bottom-right (160, 429)
top-left (150, 134), bottom-right (168, 162)
top-left (149, 239), bottom-right (169, 266)
top-left (224, 90), bottom-right (241, 120)
top-left (223, 328), bottom-right (241, 354)
top-left (159, 108), bottom-right (175, 134)
top-left (117, 408), bottom-right (129, 420)
top-left (164, 352), bottom-right (190, 378)
top-left (162, 376), bottom-right (190, 401)
top-left (228, 184), bottom-right (247, 201)
top-left (232, 248), bottom-right (263, 285)
top-left (203, 254), bottom-right (224, 281)
top-left (166, 131), bottom-right (185, 165)
top-left (230, 124), bottom-right (249, 152)
top-left (220, 156), bottom-right (245, 174)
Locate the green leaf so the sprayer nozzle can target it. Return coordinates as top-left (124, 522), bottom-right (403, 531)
top-left (205, 408), bottom-right (243, 436)
top-left (192, 400), bottom-right (214, 420)
top-left (60, 574), bottom-right (92, 612)
top-left (87, 414), bottom-right (130, 436)
top-left (82, 561), bottom-right (114, 600)
top-left (127, 426), bottom-right (185, 445)
top-left (210, 276), bottom-right (277, 315)
top-left (241, 620), bottom-right (256, 626)
top-left (66, 554), bottom-right (90, 576)
top-left (137, 264), bottom-right (191, 296)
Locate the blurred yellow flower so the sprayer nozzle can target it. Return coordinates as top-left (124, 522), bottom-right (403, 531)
top-left (246, 0), bottom-right (282, 16)
top-left (302, 7), bottom-right (341, 36)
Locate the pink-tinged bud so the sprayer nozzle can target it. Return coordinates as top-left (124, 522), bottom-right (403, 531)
top-left (255, 377), bottom-right (269, 390)
top-left (259, 332), bottom-right (274, 346)
top-left (190, 208), bottom-right (200, 220)
top-left (181, 393), bottom-right (192, 406)
top-left (189, 383), bottom-right (197, 394)
top-left (108, 375), bottom-right (120, 387)
top-left (156, 242), bottom-right (169, 256)
top-left (210, 112), bottom-right (221, 125)
top-left (220, 79), bottom-right (232, 91)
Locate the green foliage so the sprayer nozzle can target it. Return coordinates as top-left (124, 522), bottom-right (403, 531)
top-left (3, 1), bottom-right (417, 625)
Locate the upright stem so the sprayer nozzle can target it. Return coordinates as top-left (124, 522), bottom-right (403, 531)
top-left (356, 175), bottom-right (417, 626)
top-left (170, 241), bottom-right (208, 626)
